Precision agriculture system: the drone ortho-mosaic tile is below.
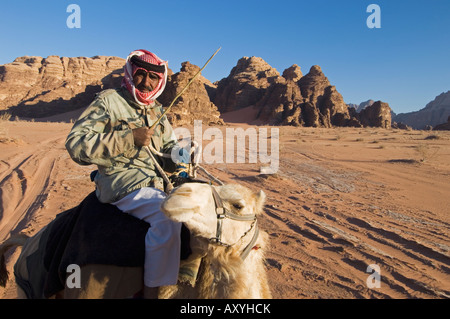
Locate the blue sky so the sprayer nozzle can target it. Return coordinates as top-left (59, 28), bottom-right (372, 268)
top-left (0, 0), bottom-right (449, 114)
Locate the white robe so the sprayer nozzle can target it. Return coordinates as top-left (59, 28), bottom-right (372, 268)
top-left (113, 187), bottom-right (181, 287)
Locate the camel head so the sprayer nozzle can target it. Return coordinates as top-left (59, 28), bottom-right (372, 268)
top-left (161, 182), bottom-right (272, 299)
top-left (161, 183), bottom-right (266, 250)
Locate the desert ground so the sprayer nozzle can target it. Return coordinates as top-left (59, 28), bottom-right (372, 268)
top-left (0, 114), bottom-right (449, 299)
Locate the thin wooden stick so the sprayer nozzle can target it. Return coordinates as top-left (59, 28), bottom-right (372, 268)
top-left (145, 47), bottom-right (221, 193)
top-left (150, 47), bottom-right (221, 129)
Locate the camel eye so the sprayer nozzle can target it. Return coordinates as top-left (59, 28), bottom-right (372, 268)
top-left (232, 203), bottom-right (243, 210)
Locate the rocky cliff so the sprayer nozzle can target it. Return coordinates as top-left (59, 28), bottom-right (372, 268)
top-left (0, 55), bottom-right (224, 125)
top-left (0, 55), bottom-right (125, 117)
top-left (295, 65), bottom-right (352, 127)
top-left (433, 115), bottom-right (450, 131)
top-left (393, 91), bottom-right (450, 129)
top-left (214, 57), bottom-right (389, 128)
top-left (358, 101), bottom-right (392, 128)
top-left (253, 63), bottom-right (302, 125)
top-left (158, 61), bottom-right (223, 126)
top-left (213, 56), bottom-right (281, 113)
top-left (348, 100), bottom-right (375, 113)
top-left (1, 54), bottom-right (392, 128)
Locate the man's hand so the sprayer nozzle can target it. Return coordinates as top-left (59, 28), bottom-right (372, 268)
top-left (132, 127), bottom-right (154, 147)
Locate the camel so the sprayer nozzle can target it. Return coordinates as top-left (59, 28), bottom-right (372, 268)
top-left (0, 182), bottom-right (272, 299)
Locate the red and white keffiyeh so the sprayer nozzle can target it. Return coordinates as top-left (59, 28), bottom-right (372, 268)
top-left (122, 49), bottom-right (168, 105)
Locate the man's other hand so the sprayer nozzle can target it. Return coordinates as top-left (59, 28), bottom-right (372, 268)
top-left (132, 127), bottom-right (154, 147)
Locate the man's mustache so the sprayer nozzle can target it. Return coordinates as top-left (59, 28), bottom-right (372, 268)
top-left (137, 85), bottom-right (153, 92)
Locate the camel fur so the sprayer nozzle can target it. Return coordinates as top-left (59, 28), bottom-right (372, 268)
top-left (0, 182), bottom-right (271, 299)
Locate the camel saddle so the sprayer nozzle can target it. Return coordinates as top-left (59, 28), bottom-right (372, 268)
top-left (15, 191), bottom-right (191, 298)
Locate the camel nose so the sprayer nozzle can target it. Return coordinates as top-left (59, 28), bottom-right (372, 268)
top-left (161, 184), bottom-right (197, 222)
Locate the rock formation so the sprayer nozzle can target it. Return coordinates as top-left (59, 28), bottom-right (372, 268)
top-left (213, 57), bottom-right (394, 128)
top-left (348, 100), bottom-right (375, 113)
top-left (393, 91), bottom-right (450, 129)
top-left (264, 65), bottom-right (393, 128)
top-left (0, 55), bottom-right (125, 118)
top-left (158, 61), bottom-right (223, 126)
top-left (433, 115), bottom-right (450, 131)
top-left (391, 121), bottom-right (412, 130)
top-left (251, 63), bottom-right (358, 127)
top-left (358, 101), bottom-right (392, 128)
top-left (0, 56), bottom-right (224, 126)
top-left (256, 65), bottom-right (303, 125)
top-left (213, 56), bottom-right (281, 113)
top-left (282, 64), bottom-right (303, 81)
top-left (296, 65), bottom-right (352, 127)
top-left (214, 59), bottom-right (353, 127)
top-left (0, 54), bottom-right (395, 129)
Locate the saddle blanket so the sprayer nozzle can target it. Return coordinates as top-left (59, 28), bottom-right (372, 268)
top-left (14, 191), bottom-right (191, 298)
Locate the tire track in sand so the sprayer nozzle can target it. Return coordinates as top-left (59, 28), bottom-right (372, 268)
top-left (0, 137), bottom-right (64, 241)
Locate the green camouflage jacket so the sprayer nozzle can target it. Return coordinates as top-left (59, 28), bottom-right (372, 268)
top-left (65, 87), bottom-right (178, 203)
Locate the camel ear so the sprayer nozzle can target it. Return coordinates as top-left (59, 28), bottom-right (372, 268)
top-left (255, 190), bottom-right (266, 213)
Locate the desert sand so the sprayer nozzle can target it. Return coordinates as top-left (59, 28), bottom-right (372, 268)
top-left (0, 115), bottom-right (449, 299)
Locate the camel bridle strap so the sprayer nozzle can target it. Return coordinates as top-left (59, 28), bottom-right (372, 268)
top-left (209, 186), bottom-right (259, 260)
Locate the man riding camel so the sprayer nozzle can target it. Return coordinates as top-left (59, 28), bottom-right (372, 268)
top-left (65, 49), bottom-right (188, 299)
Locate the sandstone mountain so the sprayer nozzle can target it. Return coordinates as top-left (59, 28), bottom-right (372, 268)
top-left (158, 61), bottom-right (223, 126)
top-left (290, 65), bottom-right (353, 127)
top-left (213, 56), bottom-right (281, 113)
top-left (1, 54), bottom-right (392, 128)
top-left (348, 100), bottom-right (375, 113)
top-left (0, 55), bottom-right (224, 126)
top-left (393, 91), bottom-right (450, 129)
top-left (0, 55), bottom-right (125, 118)
top-left (214, 58), bottom-right (391, 128)
top-left (357, 101), bottom-right (392, 128)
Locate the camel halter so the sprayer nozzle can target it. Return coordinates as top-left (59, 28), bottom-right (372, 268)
top-left (209, 186), bottom-right (260, 261)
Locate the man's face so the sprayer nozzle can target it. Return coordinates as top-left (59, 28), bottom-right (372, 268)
top-left (133, 69), bottom-right (160, 93)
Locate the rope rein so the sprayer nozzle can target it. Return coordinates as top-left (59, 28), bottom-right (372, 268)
top-left (142, 48), bottom-right (258, 260)
top-left (144, 47), bottom-right (222, 193)
top-left (146, 140), bottom-right (224, 193)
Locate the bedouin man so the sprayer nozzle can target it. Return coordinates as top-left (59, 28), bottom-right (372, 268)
top-left (65, 49), bottom-right (189, 298)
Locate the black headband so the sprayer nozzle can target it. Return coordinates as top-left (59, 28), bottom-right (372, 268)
top-left (130, 55), bottom-right (166, 74)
